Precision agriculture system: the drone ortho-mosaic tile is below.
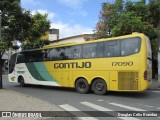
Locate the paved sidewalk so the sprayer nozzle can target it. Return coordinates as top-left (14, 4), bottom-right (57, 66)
top-left (0, 89), bottom-right (75, 120)
top-left (148, 79), bottom-right (160, 90)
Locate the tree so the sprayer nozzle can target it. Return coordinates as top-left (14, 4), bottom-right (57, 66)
top-left (95, 0), bottom-right (160, 78)
top-left (0, 0), bottom-right (32, 88)
top-left (21, 12), bottom-right (50, 50)
top-left (0, 0), bottom-right (51, 88)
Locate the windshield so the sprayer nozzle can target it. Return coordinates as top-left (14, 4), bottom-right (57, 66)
top-left (9, 53), bottom-right (17, 74)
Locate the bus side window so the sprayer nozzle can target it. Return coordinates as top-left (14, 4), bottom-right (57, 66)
top-left (105, 41), bottom-right (118, 57)
top-left (73, 45), bottom-right (82, 59)
top-left (97, 42), bottom-right (104, 58)
top-left (83, 43), bottom-right (97, 58)
top-left (61, 46), bottom-right (73, 60)
top-left (120, 38), bottom-right (140, 56)
top-left (17, 53), bottom-right (25, 64)
top-left (49, 48), bottom-right (61, 60)
top-left (43, 50), bottom-right (50, 61)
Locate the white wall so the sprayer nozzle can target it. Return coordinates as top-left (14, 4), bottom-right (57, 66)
top-left (49, 34), bottom-right (58, 41)
top-left (52, 36), bottom-right (85, 45)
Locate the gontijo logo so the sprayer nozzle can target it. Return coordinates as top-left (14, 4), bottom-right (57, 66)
top-left (54, 62), bottom-right (91, 69)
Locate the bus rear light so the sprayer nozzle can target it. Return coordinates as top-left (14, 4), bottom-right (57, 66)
top-left (144, 70), bottom-right (147, 80)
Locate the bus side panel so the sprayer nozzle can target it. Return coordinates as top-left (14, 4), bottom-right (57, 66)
top-left (16, 62), bottom-right (60, 86)
top-left (109, 71), bottom-right (118, 91)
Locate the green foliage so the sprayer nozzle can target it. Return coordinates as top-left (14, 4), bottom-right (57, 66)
top-left (0, 0), bottom-right (51, 88)
top-left (0, 38), bottom-right (8, 51)
top-left (21, 39), bottom-right (50, 50)
top-left (23, 12), bottom-right (50, 43)
top-left (21, 12), bottom-right (51, 50)
top-left (0, 0), bottom-right (32, 52)
top-left (0, 0), bottom-right (51, 52)
top-left (95, 0), bottom-right (160, 59)
top-left (151, 38), bottom-right (158, 59)
top-left (111, 12), bottom-right (145, 36)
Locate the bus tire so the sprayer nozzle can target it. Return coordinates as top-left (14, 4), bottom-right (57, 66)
top-left (91, 79), bottom-right (107, 95)
top-left (75, 78), bottom-right (89, 94)
top-left (18, 76), bottom-right (25, 87)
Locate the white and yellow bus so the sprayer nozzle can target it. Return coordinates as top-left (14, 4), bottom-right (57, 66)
top-left (7, 32), bottom-right (152, 95)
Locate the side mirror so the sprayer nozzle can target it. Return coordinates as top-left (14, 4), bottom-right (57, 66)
top-left (4, 60), bottom-right (8, 70)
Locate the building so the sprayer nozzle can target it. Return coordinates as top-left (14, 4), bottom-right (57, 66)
top-left (50, 34), bottom-right (94, 45)
top-left (41, 29), bottom-right (59, 41)
top-left (49, 29), bottom-right (59, 41)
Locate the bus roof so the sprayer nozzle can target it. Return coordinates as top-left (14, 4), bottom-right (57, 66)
top-left (19, 32), bottom-right (146, 52)
top-left (41, 32), bottom-right (145, 50)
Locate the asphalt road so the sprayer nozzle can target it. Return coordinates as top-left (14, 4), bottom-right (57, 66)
top-left (2, 76), bottom-right (160, 120)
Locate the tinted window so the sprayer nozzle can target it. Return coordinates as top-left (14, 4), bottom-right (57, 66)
top-left (23, 51), bottom-right (31, 62)
top-left (58, 47), bottom-right (71, 60)
top-left (42, 50), bottom-right (50, 61)
top-left (104, 41), bottom-right (118, 57)
top-left (73, 45), bottom-right (82, 59)
top-left (27, 51), bottom-right (41, 62)
top-left (36, 50), bottom-right (49, 62)
top-left (63, 46), bottom-right (74, 59)
top-left (17, 53), bottom-right (25, 63)
top-left (120, 37), bottom-right (140, 56)
top-left (9, 53), bottom-right (17, 73)
top-left (83, 43), bottom-right (97, 58)
top-left (49, 48), bottom-right (62, 60)
top-left (97, 42), bottom-right (104, 58)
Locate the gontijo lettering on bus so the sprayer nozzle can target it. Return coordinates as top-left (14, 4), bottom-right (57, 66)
top-left (54, 62), bottom-right (91, 69)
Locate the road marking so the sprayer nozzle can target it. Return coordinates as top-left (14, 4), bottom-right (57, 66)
top-left (59, 104), bottom-right (98, 120)
top-left (80, 101), bottom-right (113, 111)
top-left (157, 107), bottom-right (160, 109)
top-left (143, 105), bottom-right (154, 108)
top-left (153, 91), bottom-right (160, 93)
top-left (138, 103), bottom-right (155, 108)
top-left (97, 99), bottom-right (104, 102)
top-left (109, 103), bottom-right (146, 111)
top-left (80, 101), bottom-right (139, 120)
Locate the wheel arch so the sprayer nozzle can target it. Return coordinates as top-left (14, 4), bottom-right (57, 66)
top-left (17, 75), bottom-right (24, 83)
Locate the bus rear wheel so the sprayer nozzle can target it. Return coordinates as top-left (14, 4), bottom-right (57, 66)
top-left (92, 79), bottom-right (107, 95)
top-left (75, 78), bottom-right (89, 94)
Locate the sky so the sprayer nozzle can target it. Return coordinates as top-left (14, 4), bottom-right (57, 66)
top-left (21, 0), bottom-right (141, 38)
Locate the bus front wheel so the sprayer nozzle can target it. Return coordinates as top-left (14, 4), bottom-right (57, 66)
top-left (18, 76), bottom-right (25, 87)
top-left (92, 79), bottom-right (107, 95)
top-left (75, 78), bottom-right (89, 94)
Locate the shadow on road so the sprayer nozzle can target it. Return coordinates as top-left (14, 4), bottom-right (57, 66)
top-left (106, 91), bottom-right (151, 98)
top-left (13, 84), bottom-right (155, 99)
